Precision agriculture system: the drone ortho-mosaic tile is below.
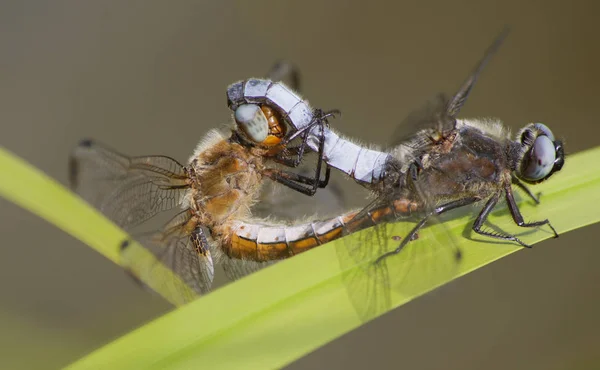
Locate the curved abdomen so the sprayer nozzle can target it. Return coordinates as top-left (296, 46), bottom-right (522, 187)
top-left (227, 78), bottom-right (392, 185)
top-left (221, 198), bottom-right (419, 262)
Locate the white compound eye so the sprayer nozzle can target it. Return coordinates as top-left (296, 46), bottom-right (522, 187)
top-left (234, 104), bottom-right (269, 143)
top-left (520, 134), bottom-right (556, 182)
top-left (532, 123), bottom-right (555, 141)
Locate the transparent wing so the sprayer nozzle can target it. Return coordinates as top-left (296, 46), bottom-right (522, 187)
top-left (336, 220), bottom-right (392, 322)
top-left (120, 210), bottom-right (214, 305)
top-left (253, 167), bottom-right (347, 221)
top-left (336, 184), bottom-right (463, 322)
top-left (388, 28), bottom-right (509, 150)
top-left (69, 139), bottom-right (189, 230)
top-left (220, 257), bottom-right (275, 282)
top-left (446, 27), bottom-right (509, 118)
top-left (388, 93), bottom-right (454, 151)
top-left (267, 60), bottom-right (301, 91)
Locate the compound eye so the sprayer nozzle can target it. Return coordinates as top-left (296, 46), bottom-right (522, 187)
top-left (532, 123), bottom-right (555, 141)
top-left (234, 104), bottom-right (269, 143)
top-left (520, 135), bottom-right (556, 182)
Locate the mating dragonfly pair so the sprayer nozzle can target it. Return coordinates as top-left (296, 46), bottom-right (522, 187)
top-left (70, 30), bottom-right (564, 314)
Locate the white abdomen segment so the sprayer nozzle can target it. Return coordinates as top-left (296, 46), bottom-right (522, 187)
top-left (227, 78), bottom-right (391, 184)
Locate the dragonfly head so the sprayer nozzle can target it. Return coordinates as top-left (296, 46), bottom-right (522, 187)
top-left (233, 104), bottom-right (286, 149)
top-left (515, 123), bottom-right (564, 184)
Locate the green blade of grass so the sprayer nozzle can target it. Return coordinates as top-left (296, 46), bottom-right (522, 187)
top-left (2, 146), bottom-right (600, 369)
top-left (0, 147), bottom-right (197, 306)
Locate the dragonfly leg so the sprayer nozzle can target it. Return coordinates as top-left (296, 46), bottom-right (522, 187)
top-left (262, 166), bottom-right (330, 196)
top-left (275, 128), bottom-right (311, 168)
top-left (272, 111), bottom-right (333, 193)
top-left (512, 177), bottom-right (541, 204)
top-left (375, 197), bottom-right (478, 264)
top-left (280, 108), bottom-right (340, 149)
top-left (472, 192), bottom-right (531, 247)
top-left (505, 185), bottom-right (558, 237)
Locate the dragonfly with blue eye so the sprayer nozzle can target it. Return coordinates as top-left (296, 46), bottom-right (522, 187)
top-left (226, 30), bottom-right (565, 318)
top-left (226, 30), bottom-right (564, 257)
top-left (69, 29), bottom-right (565, 306)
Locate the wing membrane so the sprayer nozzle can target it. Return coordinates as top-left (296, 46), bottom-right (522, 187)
top-left (121, 211), bottom-right (215, 304)
top-left (337, 205), bottom-right (462, 322)
top-left (221, 257), bottom-right (275, 282)
top-left (69, 140), bottom-right (189, 229)
top-left (388, 28), bottom-right (509, 150)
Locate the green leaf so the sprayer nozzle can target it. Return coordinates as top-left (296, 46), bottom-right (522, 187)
top-left (0, 147), bottom-right (197, 306)
top-left (1, 145), bottom-right (599, 369)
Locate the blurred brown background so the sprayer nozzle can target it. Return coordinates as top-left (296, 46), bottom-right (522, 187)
top-left (1, 1), bottom-right (599, 369)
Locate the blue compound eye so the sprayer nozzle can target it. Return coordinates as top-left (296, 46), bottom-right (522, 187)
top-left (234, 104), bottom-right (269, 143)
top-left (532, 123), bottom-right (555, 141)
top-left (520, 135), bottom-right (556, 182)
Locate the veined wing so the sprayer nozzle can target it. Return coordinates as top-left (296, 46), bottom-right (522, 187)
top-left (69, 139), bottom-right (189, 230)
top-left (388, 27), bottom-right (509, 151)
top-left (336, 185), bottom-right (463, 322)
top-left (220, 255), bottom-right (276, 284)
top-left (267, 60), bottom-right (301, 92)
top-left (336, 25), bottom-right (510, 318)
top-left (120, 210), bottom-right (215, 304)
top-left (253, 167), bottom-right (347, 221)
top-left (334, 29), bottom-right (513, 320)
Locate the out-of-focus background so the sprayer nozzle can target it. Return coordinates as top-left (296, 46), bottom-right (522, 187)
top-left (1, 1), bottom-right (599, 369)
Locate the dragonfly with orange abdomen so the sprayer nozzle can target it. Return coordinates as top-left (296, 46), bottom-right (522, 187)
top-left (70, 30), bottom-right (565, 308)
top-left (69, 64), bottom-right (351, 301)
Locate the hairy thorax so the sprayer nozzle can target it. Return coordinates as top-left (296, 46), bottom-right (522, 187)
top-left (414, 124), bottom-right (509, 205)
top-left (186, 138), bottom-right (266, 229)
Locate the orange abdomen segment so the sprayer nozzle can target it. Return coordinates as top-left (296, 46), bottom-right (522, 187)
top-left (220, 202), bottom-right (417, 263)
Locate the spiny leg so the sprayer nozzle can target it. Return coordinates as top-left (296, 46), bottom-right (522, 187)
top-left (276, 110), bottom-right (332, 169)
top-left (472, 192), bottom-right (532, 247)
top-left (262, 166), bottom-right (330, 196)
top-left (512, 177), bottom-right (541, 204)
top-left (504, 185), bottom-right (558, 237)
top-left (274, 118), bottom-right (315, 168)
top-left (267, 60), bottom-right (337, 191)
top-left (273, 118), bottom-right (330, 190)
top-left (375, 197), bottom-right (478, 264)
top-left (271, 109), bottom-right (339, 192)
top-left (282, 109), bottom-right (340, 146)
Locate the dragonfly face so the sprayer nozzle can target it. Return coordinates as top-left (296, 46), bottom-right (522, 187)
top-left (515, 123), bottom-right (564, 184)
top-left (69, 66), bottom-right (344, 302)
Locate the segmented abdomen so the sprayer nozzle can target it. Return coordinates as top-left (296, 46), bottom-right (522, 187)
top-left (222, 198), bottom-right (418, 262)
top-left (227, 78), bottom-right (392, 185)
top-left (309, 128), bottom-right (390, 184)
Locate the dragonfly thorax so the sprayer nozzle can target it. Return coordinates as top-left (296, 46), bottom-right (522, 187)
top-left (187, 131), bottom-right (265, 227)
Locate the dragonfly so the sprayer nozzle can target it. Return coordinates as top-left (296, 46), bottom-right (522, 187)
top-left (224, 30), bottom-right (565, 320)
top-left (70, 29), bottom-right (564, 309)
top-left (226, 30), bottom-right (564, 254)
top-left (68, 65), bottom-right (347, 302)
top-left (334, 29), bottom-right (565, 320)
